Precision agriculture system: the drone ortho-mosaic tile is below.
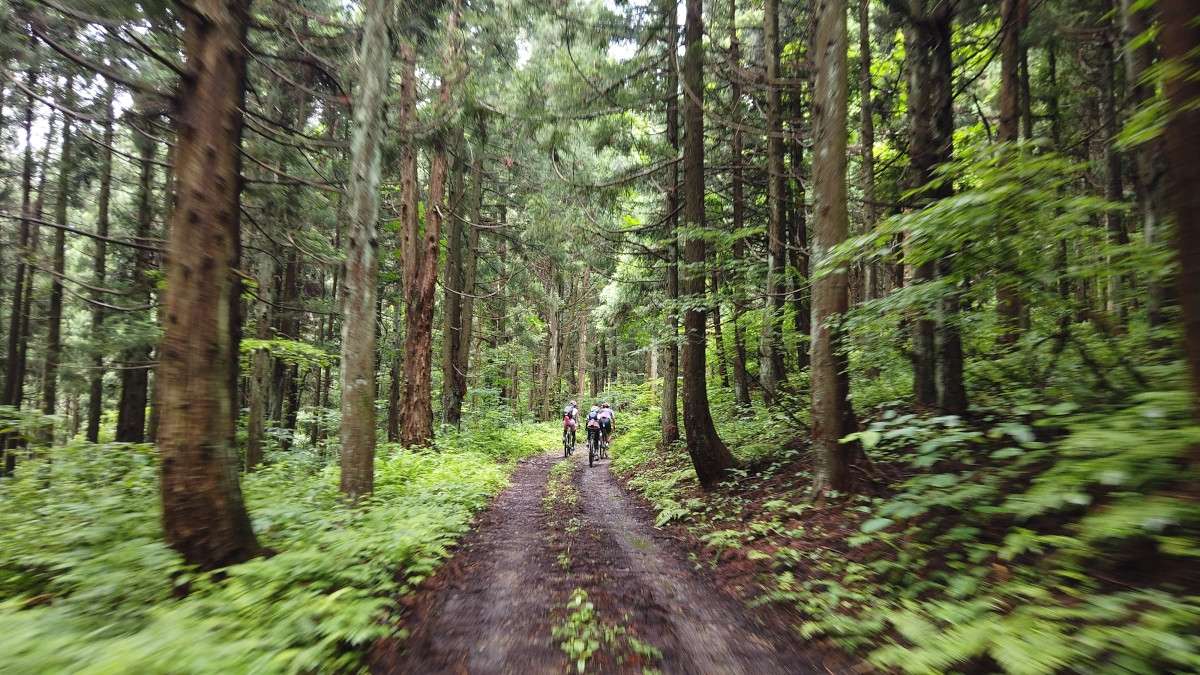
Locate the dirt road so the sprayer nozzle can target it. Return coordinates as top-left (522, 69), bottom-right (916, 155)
top-left (373, 449), bottom-right (823, 674)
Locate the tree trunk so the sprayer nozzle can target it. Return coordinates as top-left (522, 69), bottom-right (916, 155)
top-left (4, 69), bottom-right (38, 411)
top-left (87, 80), bottom-right (116, 443)
top-left (402, 5), bottom-right (460, 447)
top-left (340, 0), bottom-right (396, 498)
top-left (728, 2), bottom-right (752, 409)
top-left (391, 41), bottom-right (419, 442)
top-left (1121, 0), bottom-right (1166, 327)
top-left (388, 294), bottom-right (401, 443)
top-left (1161, 0), bottom-right (1200, 424)
top-left (682, 0), bottom-right (735, 487)
top-left (759, 0), bottom-right (789, 407)
top-left (543, 287), bottom-right (559, 421)
top-left (159, 0), bottom-right (259, 570)
top-left (116, 122), bottom-right (157, 443)
top-left (457, 120), bottom-right (485, 417)
top-left (441, 134), bottom-right (465, 428)
top-left (42, 75), bottom-right (76, 423)
top-left (2, 71), bottom-right (41, 474)
top-left (1099, 6), bottom-right (1128, 321)
top-left (789, 91), bottom-right (810, 372)
top-left (148, 140), bottom-right (177, 445)
top-left (995, 0), bottom-right (1022, 343)
top-left (811, 0), bottom-right (864, 493)
top-left (711, 273), bottom-right (729, 387)
top-left (859, 0), bottom-right (878, 301)
top-left (662, 0), bottom-right (681, 447)
top-left (246, 253), bottom-right (274, 471)
top-left (577, 267), bottom-right (589, 397)
top-left (903, 1), bottom-right (953, 408)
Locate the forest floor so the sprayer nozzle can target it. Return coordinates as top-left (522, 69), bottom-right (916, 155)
top-left (370, 447), bottom-right (831, 674)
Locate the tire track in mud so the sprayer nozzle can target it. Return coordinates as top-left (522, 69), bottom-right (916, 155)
top-left (574, 452), bottom-right (822, 674)
top-left (376, 451), bottom-right (567, 674)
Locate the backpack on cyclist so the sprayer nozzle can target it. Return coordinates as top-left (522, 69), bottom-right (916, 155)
top-left (586, 411), bottom-right (600, 429)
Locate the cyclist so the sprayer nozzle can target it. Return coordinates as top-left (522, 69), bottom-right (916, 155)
top-left (585, 407), bottom-right (602, 463)
top-left (562, 400), bottom-right (580, 455)
top-left (597, 403), bottom-right (615, 456)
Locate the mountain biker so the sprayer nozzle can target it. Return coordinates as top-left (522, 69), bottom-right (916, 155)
top-left (598, 403), bottom-right (615, 446)
top-left (563, 400), bottom-right (580, 446)
top-left (585, 406), bottom-right (602, 457)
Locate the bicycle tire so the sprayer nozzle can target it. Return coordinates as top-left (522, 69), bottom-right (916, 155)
top-left (563, 429), bottom-right (570, 457)
top-left (588, 438), bottom-right (595, 467)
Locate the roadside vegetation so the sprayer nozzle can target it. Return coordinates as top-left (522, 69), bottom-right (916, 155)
top-left (0, 423), bottom-right (554, 673)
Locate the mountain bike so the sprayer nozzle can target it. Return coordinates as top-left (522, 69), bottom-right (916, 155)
top-left (587, 430), bottom-right (599, 467)
top-left (563, 423), bottom-right (575, 457)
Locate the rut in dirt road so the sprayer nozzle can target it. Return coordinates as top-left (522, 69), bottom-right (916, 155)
top-left (374, 448), bottom-right (824, 674)
top-left (575, 452), bottom-right (822, 675)
top-left (376, 451), bottom-right (567, 674)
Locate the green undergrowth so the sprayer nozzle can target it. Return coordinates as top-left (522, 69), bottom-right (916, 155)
top-left (0, 421), bottom-right (554, 674)
top-left (615, 388), bottom-right (1200, 674)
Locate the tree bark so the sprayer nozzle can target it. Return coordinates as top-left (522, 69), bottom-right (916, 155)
top-left (728, 1), bottom-right (752, 409)
top-left (402, 5), bottom-right (460, 447)
top-left (441, 132), bottom-right (466, 428)
top-left (662, 0), bottom-right (681, 447)
top-left (1161, 0), bottom-right (1200, 423)
top-left (811, 0), bottom-right (864, 493)
top-left (4, 69), bottom-right (38, 411)
top-left (87, 80), bottom-right (116, 443)
top-left (577, 267), bottom-right (589, 397)
top-left (1121, 0), bottom-right (1166, 327)
top-left (340, 0), bottom-right (396, 498)
top-left (1100, 14), bottom-right (1127, 321)
top-left (159, 0), bottom-right (259, 570)
top-left (789, 90), bottom-right (810, 372)
top-left (860, 0), bottom-right (878, 301)
top-left (457, 120), bottom-right (485, 417)
top-left (995, 0), bottom-right (1022, 343)
top-left (246, 252), bottom-right (273, 471)
top-left (760, 0), bottom-right (789, 407)
top-left (148, 139), bottom-right (177, 445)
top-left (902, 0), bottom-right (954, 409)
top-left (391, 41), bottom-right (419, 442)
top-left (42, 75), bottom-right (76, 424)
top-left (711, 273), bottom-right (729, 387)
top-left (115, 122), bottom-right (156, 443)
top-left (682, 0), bottom-right (735, 487)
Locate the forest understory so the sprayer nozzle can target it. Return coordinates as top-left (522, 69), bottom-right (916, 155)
top-left (2, 0), bottom-right (1200, 672)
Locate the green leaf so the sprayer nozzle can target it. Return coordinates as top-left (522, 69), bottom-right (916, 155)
top-left (861, 517), bottom-right (894, 533)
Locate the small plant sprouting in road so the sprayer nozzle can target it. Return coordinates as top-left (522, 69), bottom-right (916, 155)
top-left (551, 588), bottom-right (662, 673)
top-left (552, 588), bottom-right (604, 673)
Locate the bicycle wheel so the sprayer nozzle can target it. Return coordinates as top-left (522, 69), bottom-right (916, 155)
top-left (563, 429), bottom-right (570, 457)
top-left (588, 436), bottom-right (595, 467)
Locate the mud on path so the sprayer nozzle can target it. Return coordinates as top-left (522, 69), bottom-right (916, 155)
top-left (372, 447), bottom-right (823, 674)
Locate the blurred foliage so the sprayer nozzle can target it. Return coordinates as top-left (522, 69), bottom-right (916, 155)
top-left (0, 423), bottom-right (554, 673)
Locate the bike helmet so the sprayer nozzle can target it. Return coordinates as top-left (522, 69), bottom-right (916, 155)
top-left (590, 406), bottom-right (599, 413)
top-left (602, 403), bottom-right (610, 408)
top-left (569, 400), bottom-right (576, 406)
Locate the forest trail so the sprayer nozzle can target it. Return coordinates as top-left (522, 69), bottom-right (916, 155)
top-left (373, 448), bottom-right (823, 674)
